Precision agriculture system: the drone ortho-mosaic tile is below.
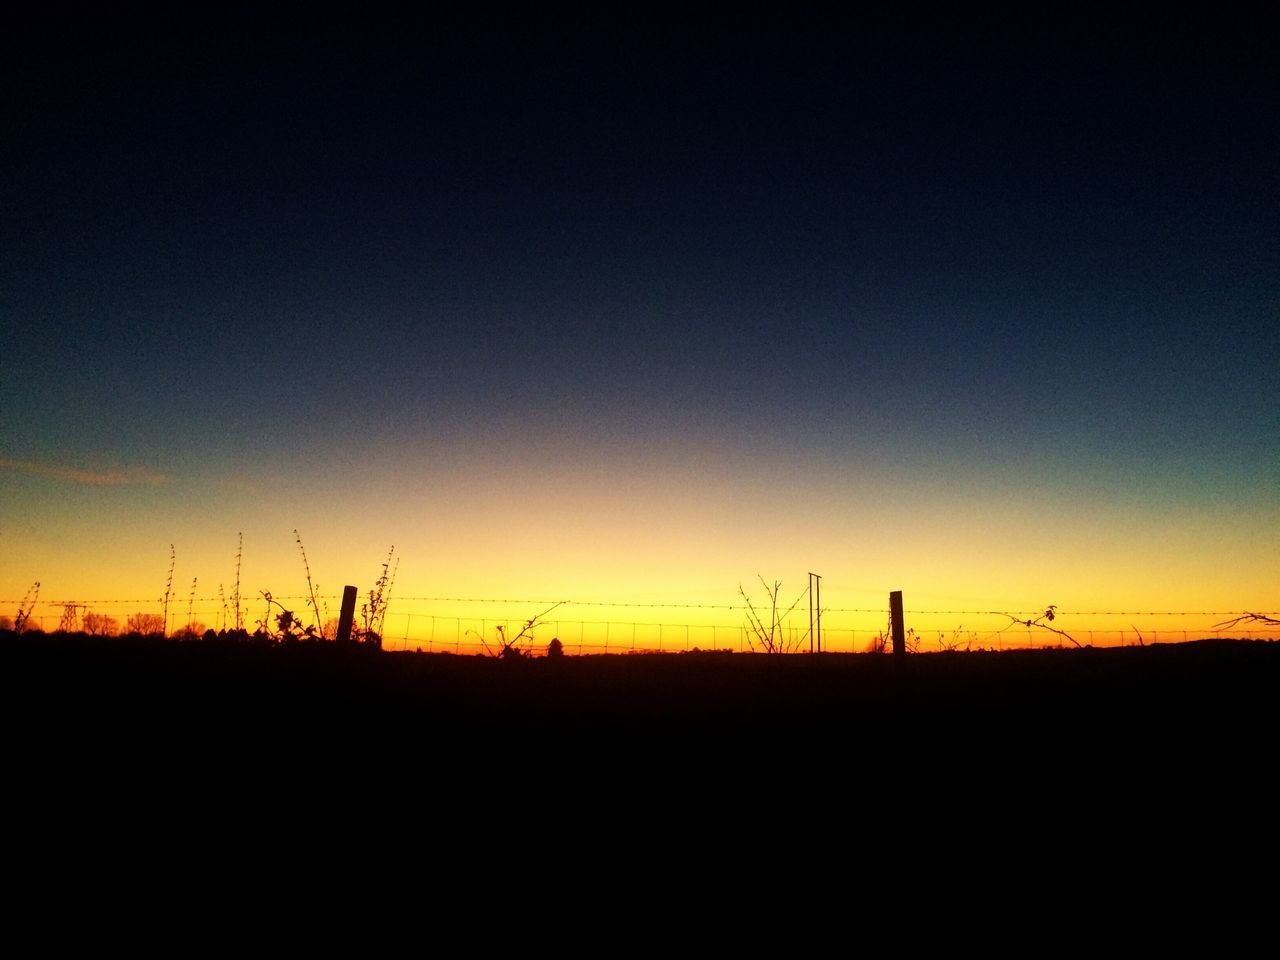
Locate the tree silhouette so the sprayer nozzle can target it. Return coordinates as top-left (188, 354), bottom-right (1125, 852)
top-left (126, 612), bottom-right (165, 636)
top-left (82, 612), bottom-right (119, 636)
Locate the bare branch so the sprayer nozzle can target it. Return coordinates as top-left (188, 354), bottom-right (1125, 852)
top-left (997, 604), bottom-right (1079, 648)
top-left (478, 599), bottom-right (570, 658)
top-left (1212, 612), bottom-right (1280, 631)
top-left (739, 576), bottom-right (808, 654)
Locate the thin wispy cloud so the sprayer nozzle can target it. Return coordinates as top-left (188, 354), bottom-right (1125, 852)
top-left (0, 457), bottom-right (171, 487)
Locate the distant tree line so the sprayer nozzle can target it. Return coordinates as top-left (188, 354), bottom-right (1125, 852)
top-left (0, 608), bottom-right (379, 647)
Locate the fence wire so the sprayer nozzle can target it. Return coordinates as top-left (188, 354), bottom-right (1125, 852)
top-left (4, 596), bottom-right (1277, 653)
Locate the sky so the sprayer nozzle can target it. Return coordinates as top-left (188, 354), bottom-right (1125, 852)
top-left (2, 10), bottom-right (1276, 646)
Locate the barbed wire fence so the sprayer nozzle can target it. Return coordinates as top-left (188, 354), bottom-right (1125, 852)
top-left (3, 593), bottom-right (1277, 653)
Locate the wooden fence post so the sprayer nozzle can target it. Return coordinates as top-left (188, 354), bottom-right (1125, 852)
top-left (890, 590), bottom-right (906, 660)
top-left (336, 585), bottom-right (358, 645)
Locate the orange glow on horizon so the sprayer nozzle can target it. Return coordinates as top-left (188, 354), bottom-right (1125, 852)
top-left (2, 442), bottom-right (1275, 651)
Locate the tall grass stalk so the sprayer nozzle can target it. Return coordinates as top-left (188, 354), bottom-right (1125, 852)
top-left (186, 576), bottom-right (197, 636)
top-left (162, 545), bottom-right (175, 638)
top-left (361, 546), bottom-right (397, 642)
top-left (295, 529), bottom-right (324, 639)
top-left (233, 532), bottom-right (243, 632)
top-left (15, 581), bottom-right (40, 633)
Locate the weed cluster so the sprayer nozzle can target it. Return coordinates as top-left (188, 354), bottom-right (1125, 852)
top-left (468, 600), bottom-right (567, 659)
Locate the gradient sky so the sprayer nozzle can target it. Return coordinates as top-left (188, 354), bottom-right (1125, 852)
top-left (2, 11), bottom-right (1276, 643)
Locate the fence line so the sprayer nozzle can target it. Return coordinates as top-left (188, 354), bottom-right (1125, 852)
top-left (378, 614), bottom-right (1278, 655)
top-left (5, 598), bottom-right (1278, 653)
top-left (5, 596), bottom-right (1273, 619)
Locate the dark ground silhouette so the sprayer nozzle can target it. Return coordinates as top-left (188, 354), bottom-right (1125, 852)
top-left (6, 631), bottom-right (1276, 894)
top-left (5, 633), bottom-right (1275, 795)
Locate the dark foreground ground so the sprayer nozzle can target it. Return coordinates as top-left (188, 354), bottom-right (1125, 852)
top-left (4, 634), bottom-right (1276, 800)
top-left (6, 633), bottom-right (1273, 915)
top-left (6, 631), bottom-right (1278, 894)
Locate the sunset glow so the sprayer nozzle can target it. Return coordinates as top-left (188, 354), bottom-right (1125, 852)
top-left (2, 14), bottom-right (1275, 653)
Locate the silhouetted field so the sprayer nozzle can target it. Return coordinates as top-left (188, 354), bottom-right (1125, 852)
top-left (5, 633), bottom-right (1275, 804)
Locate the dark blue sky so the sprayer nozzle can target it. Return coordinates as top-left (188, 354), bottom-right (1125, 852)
top-left (4, 10), bottom-right (1277, 497)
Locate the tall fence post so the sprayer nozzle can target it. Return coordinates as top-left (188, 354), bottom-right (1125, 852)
top-left (808, 572), bottom-right (822, 653)
top-left (336, 585), bottom-right (358, 645)
top-left (890, 590), bottom-right (906, 660)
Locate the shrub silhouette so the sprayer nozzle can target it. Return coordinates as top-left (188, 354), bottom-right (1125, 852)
top-left (470, 602), bottom-right (567, 659)
top-left (739, 576), bottom-right (807, 654)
